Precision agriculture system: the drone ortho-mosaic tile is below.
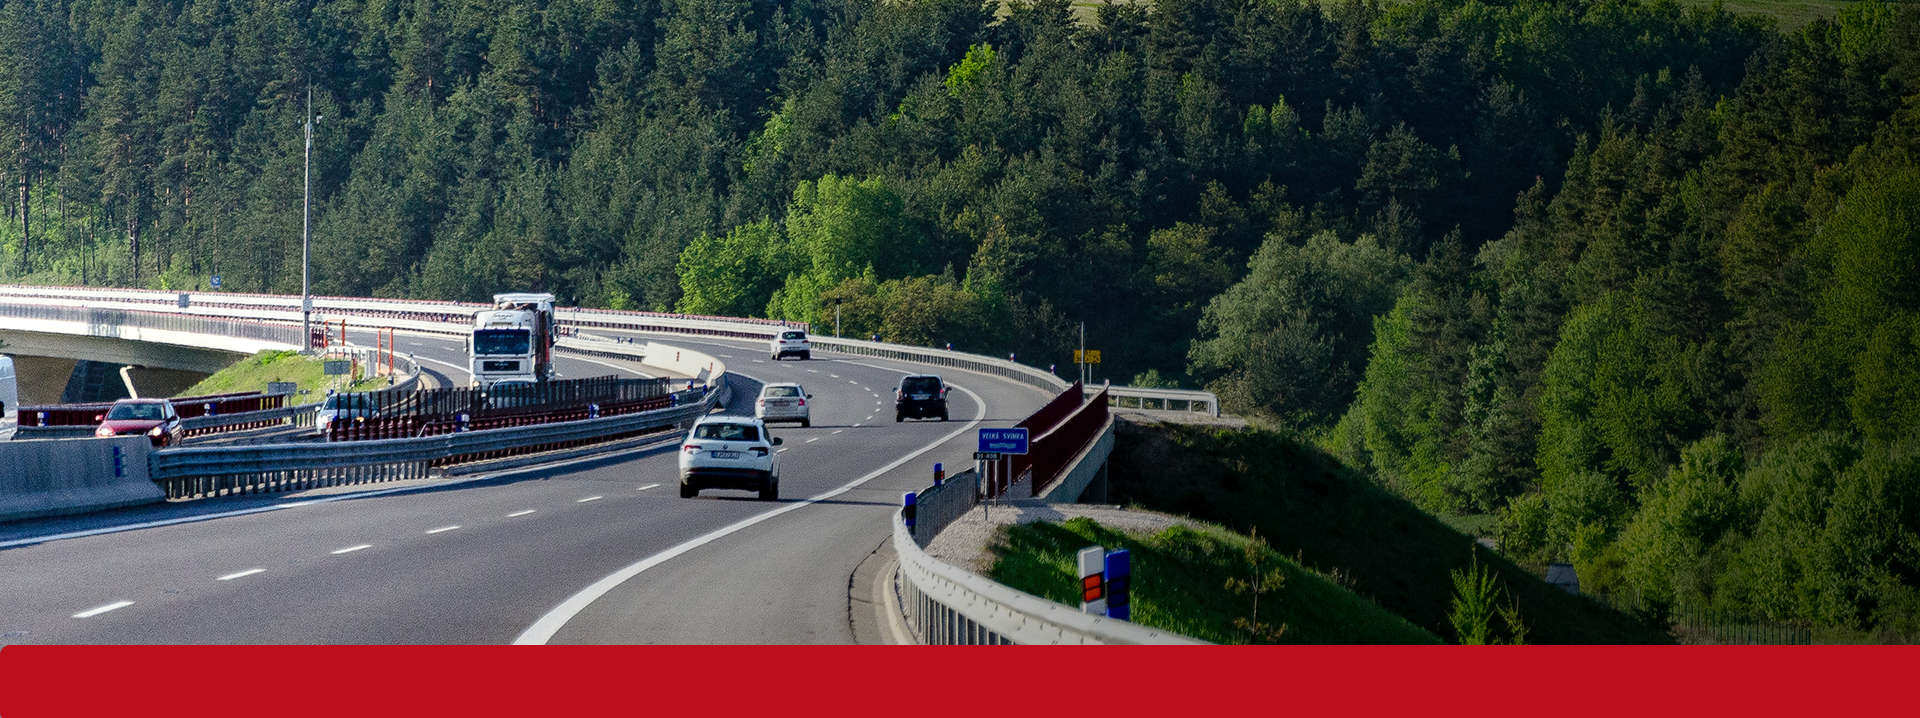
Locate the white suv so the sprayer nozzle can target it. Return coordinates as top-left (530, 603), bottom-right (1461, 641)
top-left (771, 330), bottom-right (810, 360)
top-left (755, 382), bottom-right (812, 427)
top-left (679, 416), bottom-right (783, 500)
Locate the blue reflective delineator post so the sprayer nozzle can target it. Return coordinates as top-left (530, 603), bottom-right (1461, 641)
top-left (204, 403), bottom-right (216, 417)
top-left (903, 492), bottom-right (918, 534)
top-left (589, 403), bottom-right (601, 419)
top-left (933, 463), bottom-right (944, 486)
top-left (1105, 549), bottom-right (1132, 621)
top-left (112, 446), bottom-right (125, 478)
top-left (457, 413), bottom-right (470, 432)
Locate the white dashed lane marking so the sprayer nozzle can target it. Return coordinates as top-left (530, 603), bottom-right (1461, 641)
top-left (425, 525), bottom-right (461, 534)
top-left (832, 430), bottom-right (844, 435)
top-left (637, 483), bottom-right (661, 491)
top-left (507, 510), bottom-right (537, 517)
top-left (72, 601), bottom-right (134, 618)
top-left (577, 496), bottom-right (604, 503)
top-left (331, 544), bottom-right (372, 555)
top-left (217, 569), bottom-right (265, 581)
top-left (806, 438), bottom-right (819, 443)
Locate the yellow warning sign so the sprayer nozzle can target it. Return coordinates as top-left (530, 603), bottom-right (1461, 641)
top-left (1074, 350), bottom-right (1102, 364)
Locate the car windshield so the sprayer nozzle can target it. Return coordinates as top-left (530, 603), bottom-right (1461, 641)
top-left (473, 329), bottom-right (531, 355)
top-left (323, 394), bottom-right (375, 412)
top-left (901, 378), bottom-right (941, 394)
top-left (107, 403), bottom-right (165, 421)
top-left (693, 423), bottom-right (760, 441)
top-left (781, 332), bottom-right (806, 340)
top-left (763, 386), bottom-right (801, 398)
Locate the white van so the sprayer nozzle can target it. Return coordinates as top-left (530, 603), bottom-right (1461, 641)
top-left (0, 356), bottom-right (16, 441)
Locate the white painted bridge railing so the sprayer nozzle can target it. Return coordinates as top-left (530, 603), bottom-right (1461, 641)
top-left (0, 285), bottom-right (1221, 415)
top-left (891, 510), bottom-right (1201, 645)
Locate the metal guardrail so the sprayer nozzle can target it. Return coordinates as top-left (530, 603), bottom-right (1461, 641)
top-left (180, 402), bottom-right (317, 434)
top-left (149, 389), bottom-right (719, 499)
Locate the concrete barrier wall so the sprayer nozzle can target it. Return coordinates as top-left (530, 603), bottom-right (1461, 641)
top-left (1035, 415), bottom-right (1115, 504)
top-left (640, 342), bottom-right (726, 387)
top-left (0, 436), bottom-right (164, 523)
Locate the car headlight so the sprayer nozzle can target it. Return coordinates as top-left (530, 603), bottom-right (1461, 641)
top-left (95, 426), bottom-right (114, 437)
top-left (148, 426), bottom-right (164, 437)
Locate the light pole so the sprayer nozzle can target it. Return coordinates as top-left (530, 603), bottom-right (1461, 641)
top-left (302, 89), bottom-right (322, 349)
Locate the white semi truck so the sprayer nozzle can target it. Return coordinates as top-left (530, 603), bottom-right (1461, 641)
top-left (469, 293), bottom-right (556, 388)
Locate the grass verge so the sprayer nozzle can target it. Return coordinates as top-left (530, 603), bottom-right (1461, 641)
top-left (989, 516), bottom-right (1441, 643)
top-left (177, 350), bottom-right (387, 398)
top-left (1107, 416), bottom-right (1672, 644)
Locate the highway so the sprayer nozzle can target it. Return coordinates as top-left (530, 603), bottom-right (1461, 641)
top-left (0, 331), bottom-right (1049, 644)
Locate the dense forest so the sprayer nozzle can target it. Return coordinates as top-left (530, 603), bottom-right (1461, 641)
top-left (2, 0), bottom-right (1918, 637)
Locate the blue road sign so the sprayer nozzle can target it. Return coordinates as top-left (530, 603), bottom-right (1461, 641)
top-left (210, 274), bottom-right (222, 289)
top-left (977, 427), bottom-right (1029, 455)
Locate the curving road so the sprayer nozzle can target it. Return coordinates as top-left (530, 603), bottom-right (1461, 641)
top-left (0, 331), bottom-right (1049, 644)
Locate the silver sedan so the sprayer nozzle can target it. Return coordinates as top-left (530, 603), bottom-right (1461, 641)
top-left (754, 382), bottom-right (812, 428)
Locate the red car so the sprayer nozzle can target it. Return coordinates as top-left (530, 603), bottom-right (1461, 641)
top-left (94, 398), bottom-right (185, 447)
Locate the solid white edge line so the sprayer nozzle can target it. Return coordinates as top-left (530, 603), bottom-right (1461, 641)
top-left (410, 353), bottom-right (473, 381)
top-left (331, 544), bottom-right (373, 554)
top-left (72, 600), bottom-right (134, 618)
top-left (217, 568), bottom-right (265, 581)
top-left (513, 381), bottom-right (986, 645)
top-left (425, 525), bottom-right (461, 534)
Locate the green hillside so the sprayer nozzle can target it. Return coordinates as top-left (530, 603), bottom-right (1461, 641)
top-left (990, 516), bottom-right (1443, 644)
top-left (1107, 417), bottom-right (1672, 644)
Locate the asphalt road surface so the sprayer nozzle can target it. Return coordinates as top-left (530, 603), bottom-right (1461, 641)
top-left (0, 332), bottom-right (1050, 644)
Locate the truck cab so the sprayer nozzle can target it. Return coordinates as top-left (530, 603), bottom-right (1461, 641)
top-left (470, 293), bottom-right (556, 389)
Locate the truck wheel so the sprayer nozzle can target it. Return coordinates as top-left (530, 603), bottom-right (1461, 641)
top-left (679, 483), bottom-right (697, 498)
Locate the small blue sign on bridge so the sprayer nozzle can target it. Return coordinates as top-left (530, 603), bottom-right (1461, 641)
top-left (978, 427), bottom-right (1029, 455)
